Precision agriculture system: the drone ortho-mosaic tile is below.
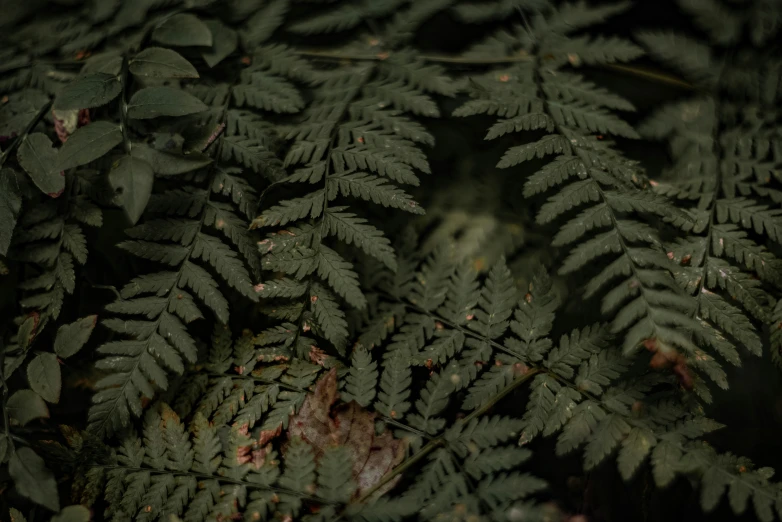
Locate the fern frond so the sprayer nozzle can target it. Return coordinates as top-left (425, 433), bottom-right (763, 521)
top-left (10, 188), bottom-right (100, 333)
top-left (637, 42), bottom-right (782, 402)
top-left (454, 3), bottom-right (716, 384)
top-left (251, 5), bottom-right (452, 358)
top-left (90, 79), bottom-right (291, 435)
top-left (454, 0), bottom-right (548, 23)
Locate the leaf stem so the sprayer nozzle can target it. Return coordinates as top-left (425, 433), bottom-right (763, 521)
top-left (351, 438), bottom-right (444, 506)
top-left (0, 338), bottom-right (15, 453)
top-left (92, 464), bottom-right (331, 504)
top-left (462, 367), bottom-right (540, 425)
top-left (0, 99), bottom-right (53, 169)
top-left (293, 49), bottom-right (693, 89)
top-left (377, 289), bottom-right (527, 361)
top-left (119, 56), bottom-right (132, 155)
top-left (603, 63), bottom-right (693, 90)
top-left (204, 371), bottom-right (307, 393)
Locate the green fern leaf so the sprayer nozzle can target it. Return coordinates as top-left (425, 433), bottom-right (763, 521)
top-left (545, 325), bottom-right (608, 380)
top-left (233, 71), bottom-right (304, 114)
top-left (192, 234), bottom-right (257, 300)
top-left (179, 261), bottom-right (230, 323)
top-left (583, 414), bottom-right (632, 470)
top-left (317, 446), bottom-right (356, 503)
top-left (322, 208), bottom-right (396, 270)
top-left (220, 136), bottom-right (285, 180)
top-left (310, 282), bottom-right (349, 351)
top-left (549, 35), bottom-right (644, 66)
top-left (497, 135), bottom-right (572, 168)
top-left (315, 245), bottom-right (366, 309)
top-left (327, 173), bottom-right (424, 214)
top-left (341, 346), bottom-right (378, 407)
top-left (278, 437), bottom-right (317, 493)
top-left (376, 347), bottom-right (413, 420)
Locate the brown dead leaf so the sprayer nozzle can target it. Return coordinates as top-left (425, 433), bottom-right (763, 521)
top-left (288, 368), bottom-right (340, 452)
top-left (286, 369), bottom-right (406, 498)
top-left (309, 345), bottom-right (328, 366)
top-left (258, 425), bottom-right (282, 447)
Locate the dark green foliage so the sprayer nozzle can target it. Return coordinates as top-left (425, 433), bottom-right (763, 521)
top-left (2, 1), bottom-right (782, 521)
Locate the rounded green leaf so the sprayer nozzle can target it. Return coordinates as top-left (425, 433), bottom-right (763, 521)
top-left (54, 73), bottom-right (122, 111)
top-left (17, 313), bottom-right (38, 350)
top-left (58, 121), bottom-right (123, 171)
top-left (27, 352), bottom-right (62, 403)
top-left (7, 389), bottom-right (49, 426)
top-left (129, 47), bottom-right (199, 78)
top-left (201, 20), bottom-right (238, 68)
top-left (80, 52), bottom-right (123, 75)
top-left (9, 447), bottom-right (60, 512)
top-left (109, 156), bottom-right (155, 224)
top-left (0, 168), bottom-right (23, 255)
top-left (131, 143), bottom-right (212, 175)
top-left (52, 505), bottom-right (91, 522)
top-left (0, 434), bottom-right (7, 463)
top-left (17, 133), bottom-right (65, 197)
top-left (152, 13), bottom-right (213, 47)
top-left (55, 315), bottom-right (98, 359)
top-left (127, 87), bottom-right (208, 119)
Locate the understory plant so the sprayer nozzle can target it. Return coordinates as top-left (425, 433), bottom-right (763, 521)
top-left (1, 0), bottom-right (782, 521)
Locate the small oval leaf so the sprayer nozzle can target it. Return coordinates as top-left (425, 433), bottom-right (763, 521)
top-left (9, 447), bottom-right (60, 512)
top-left (52, 506), bottom-right (91, 522)
top-left (0, 435), bottom-right (8, 463)
top-left (58, 121), bottom-right (123, 170)
top-left (27, 353), bottom-right (62, 403)
top-left (7, 389), bottom-right (49, 426)
top-left (1, 169), bottom-right (23, 255)
top-left (80, 52), bottom-right (123, 75)
top-left (129, 47), bottom-right (199, 78)
top-left (109, 156), bottom-right (155, 224)
top-left (54, 73), bottom-right (122, 110)
top-left (152, 13), bottom-right (213, 47)
top-left (17, 133), bottom-right (65, 197)
top-left (131, 143), bottom-right (212, 175)
top-left (201, 20), bottom-right (238, 68)
top-left (127, 87), bottom-right (208, 119)
top-left (55, 315), bottom-right (98, 359)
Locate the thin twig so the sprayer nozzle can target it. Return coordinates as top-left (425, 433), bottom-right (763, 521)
top-left (462, 368), bottom-right (540, 425)
top-left (295, 49), bottom-right (533, 64)
top-left (85, 278), bottom-right (122, 300)
top-left (0, 99), bottom-right (53, 168)
top-left (603, 63), bottom-right (693, 89)
top-left (119, 57), bottom-right (132, 155)
top-left (294, 49), bottom-right (694, 89)
top-left (349, 439), bottom-right (444, 507)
